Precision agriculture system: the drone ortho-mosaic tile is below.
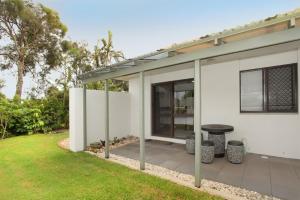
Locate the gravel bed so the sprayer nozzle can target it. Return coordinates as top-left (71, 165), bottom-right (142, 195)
top-left (86, 136), bottom-right (139, 153)
top-left (87, 150), bottom-right (280, 200)
top-left (59, 138), bottom-right (279, 200)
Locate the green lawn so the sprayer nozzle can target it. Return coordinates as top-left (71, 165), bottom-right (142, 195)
top-left (0, 133), bottom-right (222, 200)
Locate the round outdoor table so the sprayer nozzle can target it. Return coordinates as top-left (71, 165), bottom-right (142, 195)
top-left (201, 124), bottom-right (234, 158)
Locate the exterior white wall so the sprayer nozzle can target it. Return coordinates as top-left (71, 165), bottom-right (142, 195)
top-left (201, 50), bottom-right (300, 159)
top-left (129, 78), bottom-right (139, 137)
top-left (69, 88), bottom-right (84, 152)
top-left (128, 49), bottom-right (300, 159)
top-left (69, 89), bottom-right (131, 152)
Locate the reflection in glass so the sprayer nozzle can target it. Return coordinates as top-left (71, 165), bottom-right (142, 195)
top-left (152, 83), bottom-right (173, 137)
top-left (174, 80), bottom-right (194, 139)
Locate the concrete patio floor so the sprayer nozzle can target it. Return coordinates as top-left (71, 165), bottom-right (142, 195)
top-left (111, 140), bottom-right (300, 200)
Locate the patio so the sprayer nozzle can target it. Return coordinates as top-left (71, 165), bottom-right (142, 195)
top-left (111, 140), bottom-right (300, 200)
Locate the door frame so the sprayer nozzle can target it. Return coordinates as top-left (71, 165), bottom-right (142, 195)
top-left (151, 78), bottom-right (194, 138)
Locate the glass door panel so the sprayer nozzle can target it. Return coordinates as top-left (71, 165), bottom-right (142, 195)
top-left (152, 83), bottom-right (173, 137)
top-left (174, 80), bottom-right (194, 139)
top-left (152, 79), bottom-right (194, 139)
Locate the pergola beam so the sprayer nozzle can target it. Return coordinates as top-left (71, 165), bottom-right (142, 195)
top-left (80, 27), bottom-right (300, 83)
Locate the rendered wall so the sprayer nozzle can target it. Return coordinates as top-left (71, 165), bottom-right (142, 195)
top-left (69, 88), bottom-right (84, 152)
top-left (69, 89), bottom-right (131, 152)
top-left (201, 50), bottom-right (300, 159)
top-left (129, 49), bottom-right (300, 159)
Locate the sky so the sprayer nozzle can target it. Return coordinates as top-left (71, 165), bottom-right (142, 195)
top-left (2, 0), bottom-right (300, 98)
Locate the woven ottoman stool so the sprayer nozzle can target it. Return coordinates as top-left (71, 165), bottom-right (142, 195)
top-left (227, 140), bottom-right (244, 164)
top-left (186, 136), bottom-right (195, 154)
top-left (201, 140), bottom-right (215, 164)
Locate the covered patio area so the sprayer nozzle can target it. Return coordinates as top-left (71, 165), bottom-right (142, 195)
top-left (70, 15), bottom-right (300, 200)
top-left (111, 140), bottom-right (300, 200)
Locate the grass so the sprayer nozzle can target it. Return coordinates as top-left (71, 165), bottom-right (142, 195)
top-left (0, 133), bottom-right (222, 200)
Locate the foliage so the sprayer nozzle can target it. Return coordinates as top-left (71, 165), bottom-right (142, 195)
top-left (0, 1), bottom-right (128, 138)
top-left (0, 97), bottom-right (45, 137)
top-left (87, 79), bottom-right (128, 91)
top-left (41, 86), bottom-right (68, 130)
top-left (58, 40), bottom-right (93, 88)
top-left (93, 30), bottom-right (125, 67)
top-left (0, 0), bottom-right (67, 97)
top-left (88, 31), bottom-right (128, 91)
top-left (57, 32), bottom-right (128, 92)
top-left (0, 133), bottom-right (223, 200)
top-left (0, 86), bottom-right (69, 138)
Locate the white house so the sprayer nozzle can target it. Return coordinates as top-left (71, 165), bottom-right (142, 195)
top-left (69, 9), bottom-right (300, 187)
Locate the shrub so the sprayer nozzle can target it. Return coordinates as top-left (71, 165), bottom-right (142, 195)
top-left (42, 86), bottom-right (69, 130)
top-left (0, 87), bottom-right (69, 138)
top-left (0, 97), bottom-right (45, 138)
top-left (7, 99), bottom-right (45, 135)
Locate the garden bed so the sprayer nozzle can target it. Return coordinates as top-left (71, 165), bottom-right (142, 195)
top-left (86, 136), bottom-right (139, 153)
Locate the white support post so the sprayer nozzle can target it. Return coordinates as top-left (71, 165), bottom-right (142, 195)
top-left (83, 84), bottom-right (87, 149)
top-left (139, 71), bottom-right (145, 170)
top-left (104, 79), bottom-right (110, 159)
top-left (194, 59), bottom-right (202, 187)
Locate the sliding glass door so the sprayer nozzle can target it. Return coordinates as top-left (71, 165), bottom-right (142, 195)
top-left (152, 79), bottom-right (194, 139)
top-left (173, 80), bottom-right (194, 139)
top-left (152, 82), bottom-right (173, 138)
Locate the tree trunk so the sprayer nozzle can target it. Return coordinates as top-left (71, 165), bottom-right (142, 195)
top-left (15, 58), bottom-right (25, 98)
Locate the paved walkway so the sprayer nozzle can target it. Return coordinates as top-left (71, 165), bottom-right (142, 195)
top-left (111, 140), bottom-right (300, 200)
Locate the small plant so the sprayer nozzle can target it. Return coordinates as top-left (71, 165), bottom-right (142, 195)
top-left (100, 140), bottom-right (105, 146)
top-left (90, 142), bottom-right (102, 149)
top-left (112, 137), bottom-right (120, 145)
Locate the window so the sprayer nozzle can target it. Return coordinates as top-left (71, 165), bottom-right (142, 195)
top-left (240, 63), bottom-right (298, 113)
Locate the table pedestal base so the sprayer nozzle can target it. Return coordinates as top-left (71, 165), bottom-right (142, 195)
top-left (214, 153), bottom-right (225, 158)
top-left (208, 133), bottom-right (225, 158)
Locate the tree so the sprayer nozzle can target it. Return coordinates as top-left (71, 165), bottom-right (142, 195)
top-left (94, 30), bottom-right (124, 67)
top-left (59, 40), bottom-right (92, 88)
top-left (54, 40), bottom-right (92, 106)
top-left (0, 0), bottom-right (67, 97)
top-left (92, 31), bottom-right (128, 91)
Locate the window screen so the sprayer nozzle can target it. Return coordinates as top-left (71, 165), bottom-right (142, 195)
top-left (266, 66), bottom-right (296, 111)
top-left (240, 63), bottom-right (298, 113)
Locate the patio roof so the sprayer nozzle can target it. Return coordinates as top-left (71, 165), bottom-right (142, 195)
top-left (79, 8), bottom-right (300, 83)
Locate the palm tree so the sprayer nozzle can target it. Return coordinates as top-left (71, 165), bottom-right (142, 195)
top-left (94, 30), bottom-right (125, 68)
top-left (91, 31), bottom-right (127, 91)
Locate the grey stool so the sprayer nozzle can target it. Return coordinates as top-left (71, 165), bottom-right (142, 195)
top-left (227, 140), bottom-right (244, 164)
top-left (201, 140), bottom-right (215, 164)
top-left (186, 136), bottom-right (195, 154)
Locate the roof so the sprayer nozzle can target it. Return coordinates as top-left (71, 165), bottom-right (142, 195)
top-left (165, 8), bottom-right (300, 51)
top-left (79, 8), bottom-right (300, 81)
